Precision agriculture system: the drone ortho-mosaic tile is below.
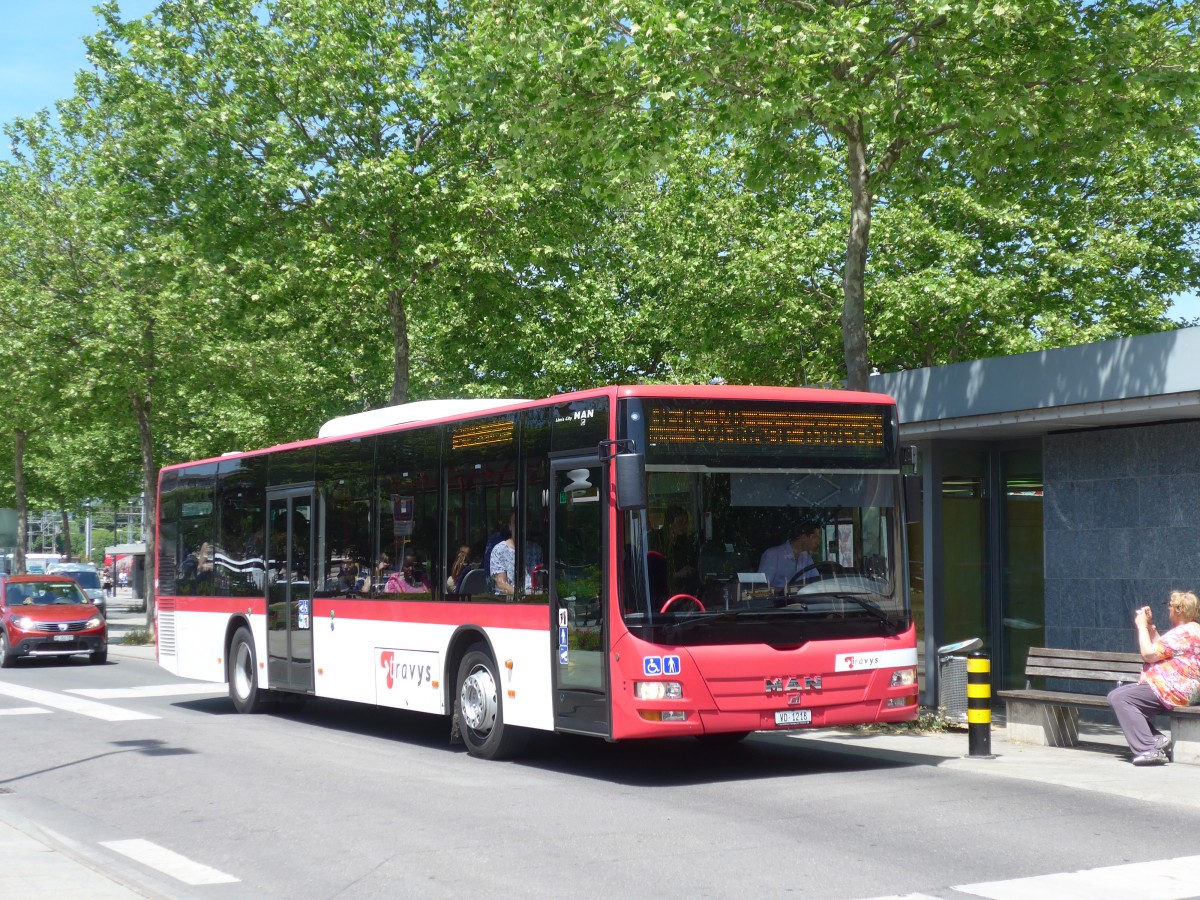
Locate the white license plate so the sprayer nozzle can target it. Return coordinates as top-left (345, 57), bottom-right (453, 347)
top-left (774, 709), bottom-right (811, 727)
top-left (53, 634), bottom-right (73, 642)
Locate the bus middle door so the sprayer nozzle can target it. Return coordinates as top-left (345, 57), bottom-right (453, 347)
top-left (266, 486), bottom-right (315, 694)
top-left (550, 457), bottom-right (609, 736)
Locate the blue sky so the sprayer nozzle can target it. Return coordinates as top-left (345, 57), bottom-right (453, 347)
top-left (0, 1), bottom-right (157, 150)
top-left (2, 1), bottom-right (1197, 323)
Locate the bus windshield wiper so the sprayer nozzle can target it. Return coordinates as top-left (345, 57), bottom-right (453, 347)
top-left (660, 609), bottom-right (744, 633)
top-left (822, 592), bottom-right (894, 624)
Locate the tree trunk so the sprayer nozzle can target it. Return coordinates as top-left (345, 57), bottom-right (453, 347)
top-left (131, 390), bottom-right (157, 631)
top-left (388, 285), bottom-right (411, 406)
top-left (842, 121), bottom-right (873, 393)
top-left (13, 429), bottom-right (26, 575)
top-left (61, 509), bottom-right (72, 559)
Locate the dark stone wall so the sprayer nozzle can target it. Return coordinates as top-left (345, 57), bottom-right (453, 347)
top-left (1044, 421), bottom-right (1200, 656)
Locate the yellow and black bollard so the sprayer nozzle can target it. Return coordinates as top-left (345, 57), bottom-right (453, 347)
top-left (966, 651), bottom-right (995, 759)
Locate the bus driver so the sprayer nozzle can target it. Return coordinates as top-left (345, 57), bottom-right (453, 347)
top-left (758, 521), bottom-right (821, 590)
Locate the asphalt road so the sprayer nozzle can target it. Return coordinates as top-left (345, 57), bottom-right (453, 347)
top-left (3, 613), bottom-right (1200, 899)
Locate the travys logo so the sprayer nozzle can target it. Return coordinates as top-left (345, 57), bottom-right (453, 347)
top-left (834, 647), bottom-right (919, 672)
top-left (842, 654), bottom-right (879, 670)
top-left (379, 650), bottom-right (433, 690)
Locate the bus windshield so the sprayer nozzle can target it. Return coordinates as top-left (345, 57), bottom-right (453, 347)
top-left (619, 398), bottom-right (911, 645)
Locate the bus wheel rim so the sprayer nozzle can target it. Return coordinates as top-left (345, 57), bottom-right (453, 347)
top-left (234, 642), bottom-right (252, 700)
top-left (461, 664), bottom-right (497, 733)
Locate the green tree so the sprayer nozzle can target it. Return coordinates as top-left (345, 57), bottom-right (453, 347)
top-left (88, 0), bottom-right (588, 412)
top-left (462, 0), bottom-right (1200, 387)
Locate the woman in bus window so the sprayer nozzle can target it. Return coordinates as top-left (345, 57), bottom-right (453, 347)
top-left (447, 545), bottom-right (471, 592)
top-left (490, 513), bottom-right (543, 596)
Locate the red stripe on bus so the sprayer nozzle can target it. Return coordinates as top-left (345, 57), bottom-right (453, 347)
top-left (160, 595), bottom-right (550, 630)
top-left (166, 596), bottom-right (267, 615)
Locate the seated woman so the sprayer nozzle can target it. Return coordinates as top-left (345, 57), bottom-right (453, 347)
top-left (490, 526), bottom-right (543, 596)
top-left (385, 554), bottom-right (430, 594)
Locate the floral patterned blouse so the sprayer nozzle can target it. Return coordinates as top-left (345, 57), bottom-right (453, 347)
top-left (1143, 621), bottom-right (1200, 708)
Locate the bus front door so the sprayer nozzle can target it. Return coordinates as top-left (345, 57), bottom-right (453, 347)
top-left (266, 487), bottom-right (314, 694)
top-left (550, 458), bottom-right (609, 735)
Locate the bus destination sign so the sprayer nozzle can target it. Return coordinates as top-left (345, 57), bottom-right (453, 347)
top-left (646, 407), bottom-right (886, 451)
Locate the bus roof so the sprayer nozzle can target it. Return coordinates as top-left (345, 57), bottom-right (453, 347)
top-left (160, 384), bottom-right (898, 473)
top-left (318, 398), bottom-right (529, 439)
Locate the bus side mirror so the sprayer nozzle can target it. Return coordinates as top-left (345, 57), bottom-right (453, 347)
top-left (904, 473), bottom-right (922, 524)
top-left (615, 453), bottom-right (647, 511)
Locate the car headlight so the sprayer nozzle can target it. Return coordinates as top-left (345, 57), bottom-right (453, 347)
top-left (16, 616), bottom-right (34, 630)
top-left (87, 616), bottom-right (104, 630)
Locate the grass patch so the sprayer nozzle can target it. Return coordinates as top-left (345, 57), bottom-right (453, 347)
top-left (849, 707), bottom-right (959, 734)
top-left (120, 628), bottom-right (154, 646)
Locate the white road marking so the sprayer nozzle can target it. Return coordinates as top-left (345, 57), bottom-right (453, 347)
top-left (67, 683), bottom-right (226, 699)
top-left (0, 681), bottom-right (156, 721)
top-left (0, 707), bottom-right (52, 715)
top-left (859, 856), bottom-right (1200, 900)
top-left (101, 839), bottom-right (240, 885)
top-left (955, 854), bottom-right (1200, 900)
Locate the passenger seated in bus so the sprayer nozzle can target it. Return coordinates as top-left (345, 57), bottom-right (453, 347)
top-left (663, 506), bottom-right (700, 594)
top-left (490, 514), bottom-right (543, 596)
top-left (757, 521), bottom-right (821, 590)
top-left (447, 545), bottom-right (472, 592)
top-left (647, 550), bottom-right (669, 608)
top-left (386, 555), bottom-right (430, 593)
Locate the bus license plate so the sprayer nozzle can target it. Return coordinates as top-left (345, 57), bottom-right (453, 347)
top-left (775, 709), bottom-right (811, 727)
top-left (53, 635), bottom-right (73, 642)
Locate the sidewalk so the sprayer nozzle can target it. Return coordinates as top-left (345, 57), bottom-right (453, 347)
top-left (779, 718), bottom-right (1200, 812)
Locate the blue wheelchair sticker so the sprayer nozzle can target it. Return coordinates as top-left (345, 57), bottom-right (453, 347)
top-left (643, 657), bottom-right (662, 676)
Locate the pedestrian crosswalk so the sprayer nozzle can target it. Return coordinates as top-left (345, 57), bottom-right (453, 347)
top-left (0, 681), bottom-right (223, 720)
top-left (864, 854), bottom-right (1200, 900)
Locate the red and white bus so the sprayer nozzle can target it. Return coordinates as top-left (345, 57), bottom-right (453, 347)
top-left (155, 385), bottom-right (920, 758)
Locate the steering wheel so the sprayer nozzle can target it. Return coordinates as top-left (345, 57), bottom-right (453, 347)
top-left (788, 561), bottom-right (838, 587)
top-left (660, 593), bottom-right (706, 614)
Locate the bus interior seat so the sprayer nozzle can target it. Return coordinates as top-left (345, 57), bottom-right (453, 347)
top-left (456, 567), bottom-right (489, 596)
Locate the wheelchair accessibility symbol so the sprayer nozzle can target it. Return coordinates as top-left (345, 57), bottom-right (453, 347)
top-left (643, 655), bottom-right (681, 677)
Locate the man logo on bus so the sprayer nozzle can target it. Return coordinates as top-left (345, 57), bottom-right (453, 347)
top-left (765, 676), bottom-right (821, 693)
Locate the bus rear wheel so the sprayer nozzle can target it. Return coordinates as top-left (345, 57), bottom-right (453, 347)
top-left (229, 626), bottom-right (268, 714)
top-left (455, 645), bottom-right (526, 760)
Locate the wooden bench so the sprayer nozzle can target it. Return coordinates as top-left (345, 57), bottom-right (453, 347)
top-left (997, 647), bottom-right (1200, 764)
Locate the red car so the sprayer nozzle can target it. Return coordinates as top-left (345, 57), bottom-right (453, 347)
top-left (0, 574), bottom-right (108, 667)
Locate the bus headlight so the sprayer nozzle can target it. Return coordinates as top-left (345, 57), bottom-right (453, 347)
top-left (634, 681), bottom-right (683, 701)
top-left (890, 668), bottom-right (917, 688)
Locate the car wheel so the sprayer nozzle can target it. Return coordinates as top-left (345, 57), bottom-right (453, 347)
top-left (228, 626), bottom-right (268, 713)
top-left (91, 648), bottom-right (108, 665)
top-left (0, 631), bottom-right (14, 669)
top-left (455, 645), bottom-right (526, 760)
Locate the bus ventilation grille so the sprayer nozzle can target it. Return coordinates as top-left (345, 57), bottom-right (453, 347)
top-left (158, 610), bottom-right (177, 657)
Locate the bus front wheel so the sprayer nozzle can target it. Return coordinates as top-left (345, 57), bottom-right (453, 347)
top-left (229, 626), bottom-right (268, 714)
top-left (455, 645), bottom-right (526, 760)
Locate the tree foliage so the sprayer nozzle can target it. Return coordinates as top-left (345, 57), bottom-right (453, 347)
top-left (0, 0), bottom-right (1198, 572)
top-left (459, 0), bottom-right (1200, 387)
